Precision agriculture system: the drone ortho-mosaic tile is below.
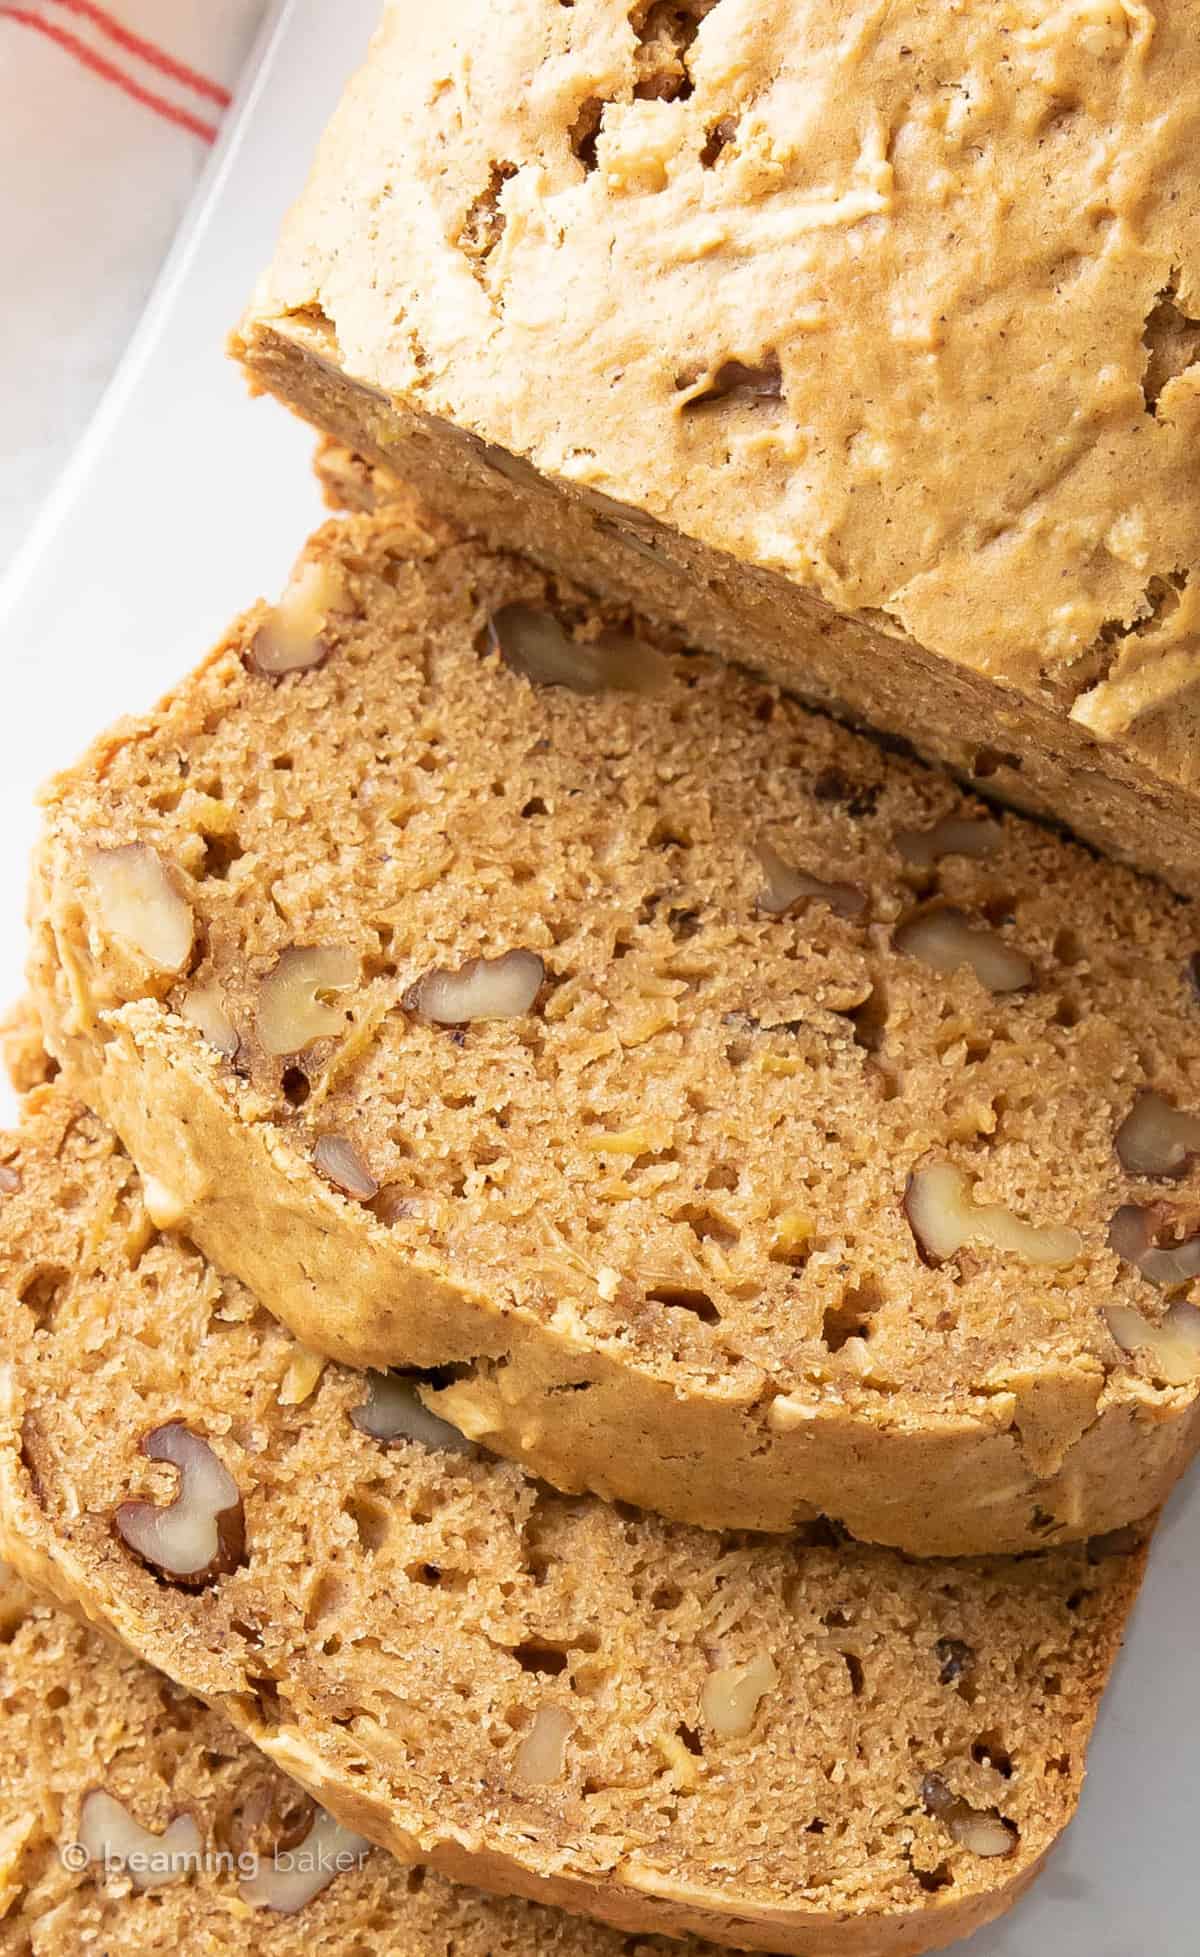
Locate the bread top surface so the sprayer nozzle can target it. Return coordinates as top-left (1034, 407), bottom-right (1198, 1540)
top-left (0, 1572), bottom-right (715, 1955)
top-left (0, 1087), bottom-right (1146, 1936)
top-left (29, 510), bottom-right (1200, 1460)
top-left (242, 0), bottom-right (1200, 777)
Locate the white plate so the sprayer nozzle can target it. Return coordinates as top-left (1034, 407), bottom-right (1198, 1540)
top-left (0, 0), bottom-right (375, 1082)
top-left (0, 3), bottom-right (1194, 1949)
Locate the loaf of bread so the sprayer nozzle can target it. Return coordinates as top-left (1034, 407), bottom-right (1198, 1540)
top-left (0, 1086), bottom-right (1149, 1954)
top-left (234, 0), bottom-right (1200, 892)
top-left (28, 507), bottom-right (1200, 1552)
top-left (0, 1569), bottom-right (729, 1956)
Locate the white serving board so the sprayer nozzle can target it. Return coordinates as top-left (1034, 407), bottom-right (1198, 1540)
top-left (0, 4), bottom-right (1194, 1949)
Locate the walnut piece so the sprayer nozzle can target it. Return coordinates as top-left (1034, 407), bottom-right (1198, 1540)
top-left (313, 1133), bottom-right (379, 1201)
top-left (368, 1183), bottom-right (428, 1225)
top-left (1114, 1090), bottom-right (1200, 1179)
top-left (893, 908), bottom-right (1033, 993)
top-left (756, 842), bottom-right (866, 921)
top-left (249, 558), bottom-right (347, 676)
top-left (488, 604), bottom-right (668, 694)
top-left (921, 1774), bottom-right (1017, 1858)
top-left (90, 844), bottom-right (193, 973)
top-left (1105, 1299), bottom-right (1200, 1384)
top-left (895, 816), bottom-right (1003, 868)
top-left (256, 945), bottom-right (358, 1056)
top-left (114, 1423), bottom-right (246, 1586)
top-left (238, 1806), bottom-right (371, 1913)
top-left (1108, 1202), bottom-right (1200, 1288)
top-left (179, 981), bottom-right (239, 1058)
top-left (404, 949), bottom-right (544, 1025)
top-left (513, 1704), bottom-right (574, 1785)
top-left (77, 1790), bottom-right (203, 1892)
top-left (700, 1649), bottom-right (779, 1738)
top-left (215, 1772), bottom-right (315, 1861)
top-left (905, 1161), bottom-right (1082, 1268)
top-left (350, 1372), bottom-right (473, 1453)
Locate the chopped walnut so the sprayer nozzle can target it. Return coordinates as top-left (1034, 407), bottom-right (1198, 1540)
top-left (77, 1790), bottom-right (203, 1892)
top-left (238, 1807), bottom-right (371, 1912)
top-left (893, 908), bottom-right (1033, 993)
top-left (403, 949), bottom-right (544, 1025)
top-left (90, 844), bottom-right (193, 973)
top-left (249, 558), bottom-right (348, 677)
top-left (368, 1183), bottom-right (428, 1225)
top-left (313, 1133), bottom-right (378, 1201)
top-left (488, 604), bottom-right (668, 694)
top-left (905, 1161), bottom-right (1082, 1268)
top-left (1108, 1202), bottom-right (1200, 1288)
top-left (1105, 1298), bottom-right (1200, 1384)
top-left (1114, 1090), bottom-right (1200, 1180)
top-left (179, 980), bottom-right (239, 1058)
top-left (895, 816), bottom-right (1003, 868)
top-left (756, 841), bottom-right (866, 921)
top-left (256, 945), bottom-right (358, 1056)
top-left (114, 1423), bottom-right (245, 1586)
top-left (513, 1704), bottom-right (574, 1785)
top-left (215, 1772), bottom-right (315, 1862)
top-left (350, 1372), bottom-right (473, 1453)
top-left (700, 1649), bottom-right (779, 1738)
top-left (920, 1774), bottom-right (1017, 1858)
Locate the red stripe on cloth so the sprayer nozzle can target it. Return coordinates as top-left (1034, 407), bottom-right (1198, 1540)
top-left (47, 0), bottom-right (231, 107)
top-left (0, 7), bottom-right (219, 140)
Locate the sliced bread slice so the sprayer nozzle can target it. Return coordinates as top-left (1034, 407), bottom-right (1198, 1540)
top-left (232, 0), bottom-right (1200, 895)
top-left (0, 1564), bottom-right (733, 1955)
top-left (27, 508), bottom-right (1200, 1552)
top-left (0, 1086), bottom-right (1149, 1954)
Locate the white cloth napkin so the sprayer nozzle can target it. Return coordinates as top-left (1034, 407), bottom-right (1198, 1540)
top-left (0, 0), bottom-right (270, 567)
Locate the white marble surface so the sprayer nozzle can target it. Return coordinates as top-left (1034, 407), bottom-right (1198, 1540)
top-left (0, 3), bottom-right (1196, 1948)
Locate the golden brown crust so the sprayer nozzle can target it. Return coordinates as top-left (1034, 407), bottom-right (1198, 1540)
top-left (235, 0), bottom-right (1200, 889)
top-left (0, 1089), bottom-right (1147, 1954)
top-left (26, 511), bottom-right (1200, 1552)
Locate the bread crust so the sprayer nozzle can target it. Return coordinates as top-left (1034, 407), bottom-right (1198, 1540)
top-left (27, 513), bottom-right (1200, 1552)
top-left (235, 0), bottom-right (1200, 891)
top-left (0, 1088), bottom-right (1148, 1955)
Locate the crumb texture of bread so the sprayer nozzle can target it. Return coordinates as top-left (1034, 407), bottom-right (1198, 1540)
top-left (235, 0), bottom-right (1200, 891)
top-left (25, 512), bottom-right (1200, 1552)
top-left (0, 1576), bottom-right (734, 1956)
top-left (0, 1089), bottom-right (1149, 1954)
